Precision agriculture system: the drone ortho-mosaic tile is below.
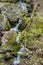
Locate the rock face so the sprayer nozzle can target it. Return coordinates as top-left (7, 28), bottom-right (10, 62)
top-left (0, 13), bottom-right (11, 31)
top-left (1, 3), bottom-right (27, 26)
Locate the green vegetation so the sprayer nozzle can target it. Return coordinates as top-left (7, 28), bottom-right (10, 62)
top-left (0, 0), bottom-right (43, 65)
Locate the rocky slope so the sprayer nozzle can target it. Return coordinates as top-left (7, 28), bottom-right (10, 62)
top-left (0, 0), bottom-right (43, 65)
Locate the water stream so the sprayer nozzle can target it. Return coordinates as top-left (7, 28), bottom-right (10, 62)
top-left (10, 19), bottom-right (21, 32)
top-left (10, 1), bottom-right (29, 65)
top-left (19, 1), bottom-right (27, 10)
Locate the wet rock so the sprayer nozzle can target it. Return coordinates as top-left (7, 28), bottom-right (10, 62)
top-left (0, 31), bottom-right (3, 37)
top-left (1, 3), bottom-right (28, 26)
top-left (26, 5), bottom-right (32, 13)
top-left (0, 13), bottom-right (11, 31)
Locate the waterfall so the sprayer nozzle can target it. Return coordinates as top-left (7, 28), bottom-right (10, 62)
top-left (10, 1), bottom-right (28, 65)
top-left (13, 32), bottom-right (29, 65)
top-left (10, 19), bottom-right (21, 32)
top-left (19, 1), bottom-right (27, 10)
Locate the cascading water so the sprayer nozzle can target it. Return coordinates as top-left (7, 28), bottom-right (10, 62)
top-left (10, 1), bottom-right (28, 65)
top-left (13, 21), bottom-right (29, 65)
top-left (10, 19), bottom-right (21, 32)
top-left (19, 1), bottom-right (27, 10)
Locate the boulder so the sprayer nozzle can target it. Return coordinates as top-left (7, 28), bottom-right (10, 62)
top-left (1, 3), bottom-right (28, 26)
top-left (0, 13), bottom-right (11, 31)
top-left (1, 30), bottom-right (17, 45)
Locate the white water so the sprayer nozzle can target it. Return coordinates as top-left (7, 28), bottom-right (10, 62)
top-left (10, 1), bottom-right (28, 65)
top-left (13, 31), bottom-right (29, 65)
top-left (10, 19), bottom-right (21, 32)
top-left (19, 2), bottom-right (27, 10)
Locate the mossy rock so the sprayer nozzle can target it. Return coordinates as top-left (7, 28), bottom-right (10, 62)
top-left (0, 30), bottom-right (21, 62)
top-left (1, 31), bottom-right (21, 55)
top-left (0, 13), bottom-right (11, 31)
top-left (1, 31), bottom-right (17, 45)
top-left (1, 3), bottom-right (28, 27)
top-left (0, 43), bottom-right (21, 62)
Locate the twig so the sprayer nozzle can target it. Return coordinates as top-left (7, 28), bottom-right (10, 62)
top-left (26, 1), bottom-right (38, 31)
top-left (31, 2), bottom-right (38, 20)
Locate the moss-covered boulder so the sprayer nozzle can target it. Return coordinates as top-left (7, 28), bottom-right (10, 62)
top-left (1, 31), bottom-right (21, 55)
top-left (0, 31), bottom-right (21, 63)
top-left (0, 13), bottom-right (11, 31)
top-left (1, 3), bottom-right (28, 26)
top-left (0, 43), bottom-right (21, 61)
top-left (1, 31), bottom-right (17, 45)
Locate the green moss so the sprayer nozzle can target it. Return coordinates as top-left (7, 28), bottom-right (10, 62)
top-left (5, 21), bottom-right (11, 31)
top-left (0, 54), bottom-right (5, 62)
top-left (30, 16), bottom-right (43, 31)
top-left (0, 43), bottom-right (21, 62)
top-left (14, 0), bottom-right (18, 3)
top-left (38, 58), bottom-right (43, 63)
top-left (20, 26), bottom-right (43, 49)
top-left (18, 16), bottom-right (30, 31)
top-left (20, 15), bottom-right (43, 48)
